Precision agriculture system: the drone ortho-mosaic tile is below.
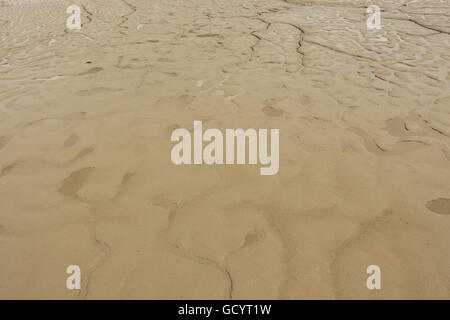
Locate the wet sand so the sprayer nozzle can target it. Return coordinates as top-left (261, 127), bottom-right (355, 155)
top-left (0, 0), bottom-right (449, 299)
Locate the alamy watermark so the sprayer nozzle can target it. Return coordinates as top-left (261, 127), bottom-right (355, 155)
top-left (366, 265), bottom-right (381, 290)
top-left (66, 4), bottom-right (81, 30)
top-left (366, 5), bottom-right (382, 30)
top-left (170, 121), bottom-right (279, 176)
top-left (66, 265), bottom-right (81, 290)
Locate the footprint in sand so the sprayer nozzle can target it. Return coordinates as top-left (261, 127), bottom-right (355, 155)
top-left (426, 198), bottom-right (450, 215)
top-left (384, 117), bottom-right (410, 138)
top-left (67, 147), bottom-right (95, 164)
top-left (63, 112), bottom-right (86, 121)
top-left (262, 106), bottom-right (284, 117)
top-left (59, 167), bottom-right (94, 199)
top-left (241, 230), bottom-right (266, 249)
top-left (164, 124), bottom-right (180, 138)
top-left (78, 67), bottom-right (104, 76)
top-left (0, 136), bottom-right (11, 151)
top-left (263, 98), bottom-right (279, 107)
top-left (0, 163), bottom-right (17, 178)
top-left (299, 94), bottom-right (312, 106)
top-left (178, 94), bottom-right (196, 104)
top-left (61, 133), bottom-right (78, 149)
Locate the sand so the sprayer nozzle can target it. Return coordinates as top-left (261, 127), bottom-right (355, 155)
top-left (0, 0), bottom-right (449, 299)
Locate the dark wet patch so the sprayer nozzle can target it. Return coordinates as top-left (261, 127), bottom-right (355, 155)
top-left (61, 134), bottom-right (78, 149)
top-left (300, 94), bottom-right (312, 105)
top-left (197, 34), bottom-right (220, 38)
top-left (162, 71), bottom-right (177, 76)
top-left (114, 173), bottom-right (135, 198)
top-left (68, 147), bottom-right (95, 163)
top-left (59, 167), bottom-right (94, 199)
top-left (0, 163), bottom-right (17, 178)
top-left (178, 95), bottom-right (196, 104)
top-left (385, 117), bottom-right (409, 138)
top-left (262, 106), bottom-right (284, 117)
top-left (63, 112), bottom-right (86, 121)
top-left (0, 136), bottom-right (11, 151)
top-left (241, 230), bottom-right (266, 248)
top-left (426, 198), bottom-right (450, 215)
top-left (164, 124), bottom-right (181, 138)
top-left (78, 67), bottom-right (104, 76)
top-left (263, 98), bottom-right (282, 107)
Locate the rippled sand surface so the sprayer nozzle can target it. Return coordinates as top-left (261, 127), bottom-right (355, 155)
top-left (0, 0), bottom-right (449, 299)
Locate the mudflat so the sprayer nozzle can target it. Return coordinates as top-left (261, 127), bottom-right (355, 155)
top-left (0, 0), bottom-right (449, 299)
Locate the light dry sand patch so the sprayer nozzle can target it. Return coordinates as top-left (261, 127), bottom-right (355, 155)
top-left (0, 0), bottom-right (449, 299)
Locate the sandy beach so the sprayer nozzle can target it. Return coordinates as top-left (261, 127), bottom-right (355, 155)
top-left (0, 0), bottom-right (449, 299)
